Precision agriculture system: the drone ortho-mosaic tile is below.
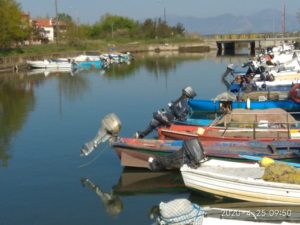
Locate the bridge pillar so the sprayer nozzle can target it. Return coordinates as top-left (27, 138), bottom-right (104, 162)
top-left (224, 42), bottom-right (235, 55)
top-left (250, 41), bottom-right (255, 55)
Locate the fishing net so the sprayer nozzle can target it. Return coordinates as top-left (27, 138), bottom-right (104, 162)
top-left (214, 91), bottom-right (237, 101)
top-left (262, 163), bottom-right (300, 184)
top-left (157, 199), bottom-right (204, 225)
top-left (241, 91), bottom-right (289, 101)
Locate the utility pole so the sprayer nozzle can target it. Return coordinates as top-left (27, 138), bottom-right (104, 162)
top-left (111, 22), bottom-right (114, 39)
top-left (164, 7), bottom-right (166, 23)
top-left (281, 0), bottom-right (286, 35)
top-left (55, 0), bottom-right (59, 44)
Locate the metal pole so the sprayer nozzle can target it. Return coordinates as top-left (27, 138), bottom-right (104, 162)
top-left (55, 0), bottom-right (59, 44)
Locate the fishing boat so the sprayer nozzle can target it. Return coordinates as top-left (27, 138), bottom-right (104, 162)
top-left (111, 137), bottom-right (300, 169)
top-left (79, 112), bottom-right (300, 169)
top-left (72, 60), bottom-right (104, 70)
top-left (189, 98), bottom-right (300, 113)
top-left (188, 87), bottom-right (300, 113)
top-left (158, 108), bottom-right (300, 142)
top-left (180, 159), bottom-right (300, 204)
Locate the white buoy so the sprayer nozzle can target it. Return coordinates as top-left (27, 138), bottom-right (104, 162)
top-left (246, 98), bottom-right (251, 109)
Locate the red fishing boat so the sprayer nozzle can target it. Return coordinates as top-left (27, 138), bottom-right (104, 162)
top-left (111, 137), bottom-right (300, 169)
top-left (158, 108), bottom-right (300, 142)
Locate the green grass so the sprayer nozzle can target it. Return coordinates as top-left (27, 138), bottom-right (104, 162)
top-left (0, 37), bottom-right (204, 57)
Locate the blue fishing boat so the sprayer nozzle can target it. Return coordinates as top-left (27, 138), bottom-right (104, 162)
top-left (188, 98), bottom-right (300, 112)
top-left (73, 60), bottom-right (104, 69)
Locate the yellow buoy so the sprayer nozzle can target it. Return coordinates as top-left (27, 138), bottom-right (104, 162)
top-left (260, 157), bottom-right (275, 167)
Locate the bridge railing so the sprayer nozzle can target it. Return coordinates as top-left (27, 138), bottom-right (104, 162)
top-left (206, 32), bottom-right (300, 40)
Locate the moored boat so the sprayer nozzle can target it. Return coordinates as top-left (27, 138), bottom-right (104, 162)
top-left (111, 137), bottom-right (300, 169)
top-left (72, 60), bottom-right (104, 69)
top-left (180, 159), bottom-right (300, 204)
top-left (158, 108), bottom-right (300, 142)
top-left (189, 87), bottom-right (300, 113)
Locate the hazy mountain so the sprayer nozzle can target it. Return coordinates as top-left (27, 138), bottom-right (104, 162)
top-left (166, 9), bottom-right (299, 35)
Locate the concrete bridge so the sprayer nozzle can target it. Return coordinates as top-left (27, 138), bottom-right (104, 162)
top-left (205, 35), bottom-right (299, 55)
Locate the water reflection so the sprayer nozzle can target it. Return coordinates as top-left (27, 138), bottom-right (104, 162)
top-left (81, 178), bottom-right (123, 217)
top-left (104, 53), bottom-right (208, 80)
top-left (58, 74), bottom-right (89, 102)
top-left (80, 169), bottom-right (187, 217)
top-left (0, 73), bottom-right (35, 167)
top-left (26, 68), bottom-right (73, 77)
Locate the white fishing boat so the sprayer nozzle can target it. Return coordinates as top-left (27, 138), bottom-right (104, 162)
top-left (180, 159), bottom-right (300, 204)
top-left (27, 59), bottom-right (72, 69)
top-left (72, 54), bottom-right (101, 62)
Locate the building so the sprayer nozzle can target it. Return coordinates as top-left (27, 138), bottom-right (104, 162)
top-left (32, 18), bottom-right (55, 42)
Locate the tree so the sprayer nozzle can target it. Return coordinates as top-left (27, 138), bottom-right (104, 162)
top-left (0, 0), bottom-right (30, 48)
top-left (174, 22), bottom-right (185, 35)
top-left (57, 13), bottom-right (73, 24)
top-left (141, 19), bottom-right (156, 38)
top-left (91, 14), bottom-right (139, 38)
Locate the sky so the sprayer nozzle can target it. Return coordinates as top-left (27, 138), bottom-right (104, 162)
top-left (18, 0), bottom-right (300, 24)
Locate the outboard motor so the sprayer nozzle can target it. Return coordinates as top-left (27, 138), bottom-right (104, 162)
top-left (221, 64), bottom-right (235, 79)
top-left (80, 113), bottom-right (122, 156)
top-left (149, 139), bottom-right (205, 171)
top-left (135, 86), bottom-right (196, 138)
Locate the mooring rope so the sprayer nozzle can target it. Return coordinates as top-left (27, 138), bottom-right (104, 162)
top-left (78, 144), bottom-right (110, 168)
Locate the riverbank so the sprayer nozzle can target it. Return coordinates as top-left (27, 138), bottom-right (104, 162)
top-left (0, 40), bottom-right (215, 73)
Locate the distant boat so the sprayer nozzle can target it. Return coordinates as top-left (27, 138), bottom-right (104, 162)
top-left (72, 60), bottom-right (104, 70)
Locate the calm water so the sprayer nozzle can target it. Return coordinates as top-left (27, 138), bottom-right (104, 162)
top-left (0, 51), bottom-right (250, 225)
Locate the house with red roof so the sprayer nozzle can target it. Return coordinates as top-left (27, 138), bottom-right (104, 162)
top-left (32, 18), bottom-right (55, 42)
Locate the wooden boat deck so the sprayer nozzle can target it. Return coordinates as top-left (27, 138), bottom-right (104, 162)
top-left (205, 129), bottom-right (292, 139)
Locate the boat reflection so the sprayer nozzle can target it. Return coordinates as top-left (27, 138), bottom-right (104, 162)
top-left (80, 168), bottom-right (187, 216)
top-left (26, 67), bottom-right (74, 76)
top-left (81, 178), bottom-right (123, 217)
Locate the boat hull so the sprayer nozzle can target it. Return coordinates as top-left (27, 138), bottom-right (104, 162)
top-left (158, 123), bottom-right (300, 142)
top-left (181, 163), bottom-right (300, 204)
top-left (188, 99), bottom-right (300, 112)
top-left (112, 138), bottom-right (300, 169)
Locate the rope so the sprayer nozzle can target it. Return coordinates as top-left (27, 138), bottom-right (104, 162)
top-left (78, 144), bottom-right (110, 168)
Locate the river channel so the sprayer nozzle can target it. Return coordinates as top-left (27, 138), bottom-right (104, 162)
top-left (0, 50), bottom-right (257, 225)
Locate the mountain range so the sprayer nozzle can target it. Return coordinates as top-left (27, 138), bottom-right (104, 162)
top-left (166, 9), bottom-right (299, 35)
